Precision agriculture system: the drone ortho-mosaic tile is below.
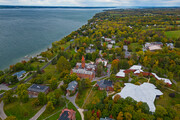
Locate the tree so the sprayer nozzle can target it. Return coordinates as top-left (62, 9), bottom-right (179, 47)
top-left (155, 105), bottom-right (167, 118)
top-left (49, 77), bottom-right (58, 90)
top-left (3, 90), bottom-right (14, 104)
top-left (117, 111), bottom-right (123, 120)
top-left (124, 112), bottom-right (132, 120)
top-left (56, 56), bottom-right (71, 73)
top-left (113, 94), bottom-right (121, 103)
top-left (5, 116), bottom-right (17, 120)
top-left (17, 84), bottom-right (29, 103)
top-left (46, 101), bottom-right (54, 112)
top-left (38, 92), bottom-right (47, 105)
top-left (37, 65), bottom-right (42, 74)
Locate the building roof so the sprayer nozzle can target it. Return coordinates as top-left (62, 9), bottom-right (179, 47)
top-left (58, 109), bottom-right (76, 120)
top-left (66, 81), bottom-right (78, 91)
top-left (148, 45), bottom-right (162, 51)
top-left (116, 69), bottom-right (125, 77)
top-left (113, 83), bottom-right (163, 112)
top-left (12, 70), bottom-right (26, 78)
top-left (28, 84), bottom-right (49, 93)
top-left (100, 117), bottom-right (115, 120)
top-left (96, 58), bottom-right (108, 66)
top-left (152, 73), bottom-right (172, 85)
top-left (129, 65), bottom-right (142, 70)
top-left (97, 80), bottom-right (113, 88)
top-left (72, 68), bottom-right (94, 75)
top-left (107, 44), bottom-right (113, 49)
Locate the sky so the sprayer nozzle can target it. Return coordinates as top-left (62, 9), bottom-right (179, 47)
top-left (0, 0), bottom-right (180, 7)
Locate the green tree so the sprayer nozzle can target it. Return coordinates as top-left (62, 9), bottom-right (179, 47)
top-left (124, 112), bottom-right (132, 120)
top-left (46, 101), bottom-right (54, 112)
top-left (38, 92), bottom-right (47, 105)
top-left (56, 56), bottom-right (71, 73)
top-left (49, 77), bottom-right (58, 90)
top-left (155, 105), bottom-right (167, 118)
top-left (5, 116), bottom-right (17, 120)
top-left (3, 90), bottom-right (14, 104)
top-left (117, 111), bottom-right (123, 120)
top-left (17, 84), bottom-right (29, 103)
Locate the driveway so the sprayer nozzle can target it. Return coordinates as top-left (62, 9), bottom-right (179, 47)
top-left (66, 93), bottom-right (84, 120)
top-left (0, 101), bottom-right (7, 120)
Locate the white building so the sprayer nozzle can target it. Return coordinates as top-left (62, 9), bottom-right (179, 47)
top-left (113, 83), bottom-right (163, 112)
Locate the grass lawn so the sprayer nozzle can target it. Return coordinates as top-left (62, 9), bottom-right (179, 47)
top-left (129, 43), bottom-right (142, 52)
top-left (37, 103), bottom-right (65, 120)
top-left (31, 62), bottom-right (47, 70)
top-left (75, 88), bottom-right (91, 108)
top-left (165, 30), bottom-right (180, 39)
top-left (83, 88), bottom-right (106, 109)
top-left (43, 64), bottom-right (60, 82)
top-left (39, 101), bottom-right (81, 120)
top-left (4, 99), bottom-right (43, 120)
top-left (155, 89), bottom-right (180, 108)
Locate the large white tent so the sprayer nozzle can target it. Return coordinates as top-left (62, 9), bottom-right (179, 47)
top-left (113, 83), bottom-right (163, 112)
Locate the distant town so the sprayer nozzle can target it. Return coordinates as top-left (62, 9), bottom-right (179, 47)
top-left (0, 7), bottom-right (180, 120)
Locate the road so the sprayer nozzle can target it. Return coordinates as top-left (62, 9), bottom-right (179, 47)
top-left (0, 101), bottom-right (7, 120)
top-left (30, 105), bottom-right (47, 120)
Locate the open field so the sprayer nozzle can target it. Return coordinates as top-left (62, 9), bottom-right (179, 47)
top-left (38, 101), bottom-right (81, 120)
top-left (165, 30), bottom-right (180, 39)
top-left (83, 88), bottom-right (106, 109)
top-left (4, 99), bottom-right (43, 120)
top-left (75, 88), bottom-right (91, 108)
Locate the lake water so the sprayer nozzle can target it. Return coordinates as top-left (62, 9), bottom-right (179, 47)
top-left (0, 8), bottom-right (103, 70)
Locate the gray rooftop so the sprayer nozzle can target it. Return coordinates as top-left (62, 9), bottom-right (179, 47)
top-left (97, 80), bottom-right (113, 88)
top-left (28, 84), bottom-right (49, 93)
top-left (66, 81), bottom-right (78, 91)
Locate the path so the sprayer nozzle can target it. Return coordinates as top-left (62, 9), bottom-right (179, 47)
top-left (30, 105), bottom-right (47, 120)
top-left (82, 83), bottom-right (97, 108)
top-left (58, 81), bottom-right (64, 89)
top-left (0, 101), bottom-right (7, 120)
top-left (66, 93), bottom-right (84, 120)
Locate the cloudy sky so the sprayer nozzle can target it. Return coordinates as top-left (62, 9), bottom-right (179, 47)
top-left (0, 0), bottom-right (180, 6)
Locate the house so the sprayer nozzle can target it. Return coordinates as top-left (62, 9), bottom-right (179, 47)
top-left (148, 45), bottom-right (162, 51)
top-left (113, 83), bottom-right (163, 112)
top-left (115, 65), bottom-right (172, 86)
top-left (166, 43), bottom-right (174, 49)
top-left (105, 38), bottom-right (112, 42)
top-left (107, 44), bottom-right (113, 49)
top-left (66, 81), bottom-right (78, 96)
top-left (71, 56), bottom-right (96, 80)
top-left (110, 40), bottom-right (116, 44)
top-left (116, 69), bottom-right (125, 78)
top-left (12, 70), bottom-right (26, 80)
top-left (96, 58), bottom-right (108, 67)
top-left (100, 117), bottom-right (115, 120)
top-left (58, 108), bottom-right (76, 120)
top-left (85, 47), bottom-right (96, 53)
top-left (151, 73), bottom-right (172, 86)
top-left (145, 42), bottom-right (163, 51)
top-left (27, 84), bottom-right (49, 97)
top-left (96, 80), bottom-right (114, 91)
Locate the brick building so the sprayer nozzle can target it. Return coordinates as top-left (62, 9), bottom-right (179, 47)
top-left (71, 56), bottom-right (96, 80)
top-left (58, 109), bottom-right (76, 120)
top-left (27, 84), bottom-right (49, 98)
